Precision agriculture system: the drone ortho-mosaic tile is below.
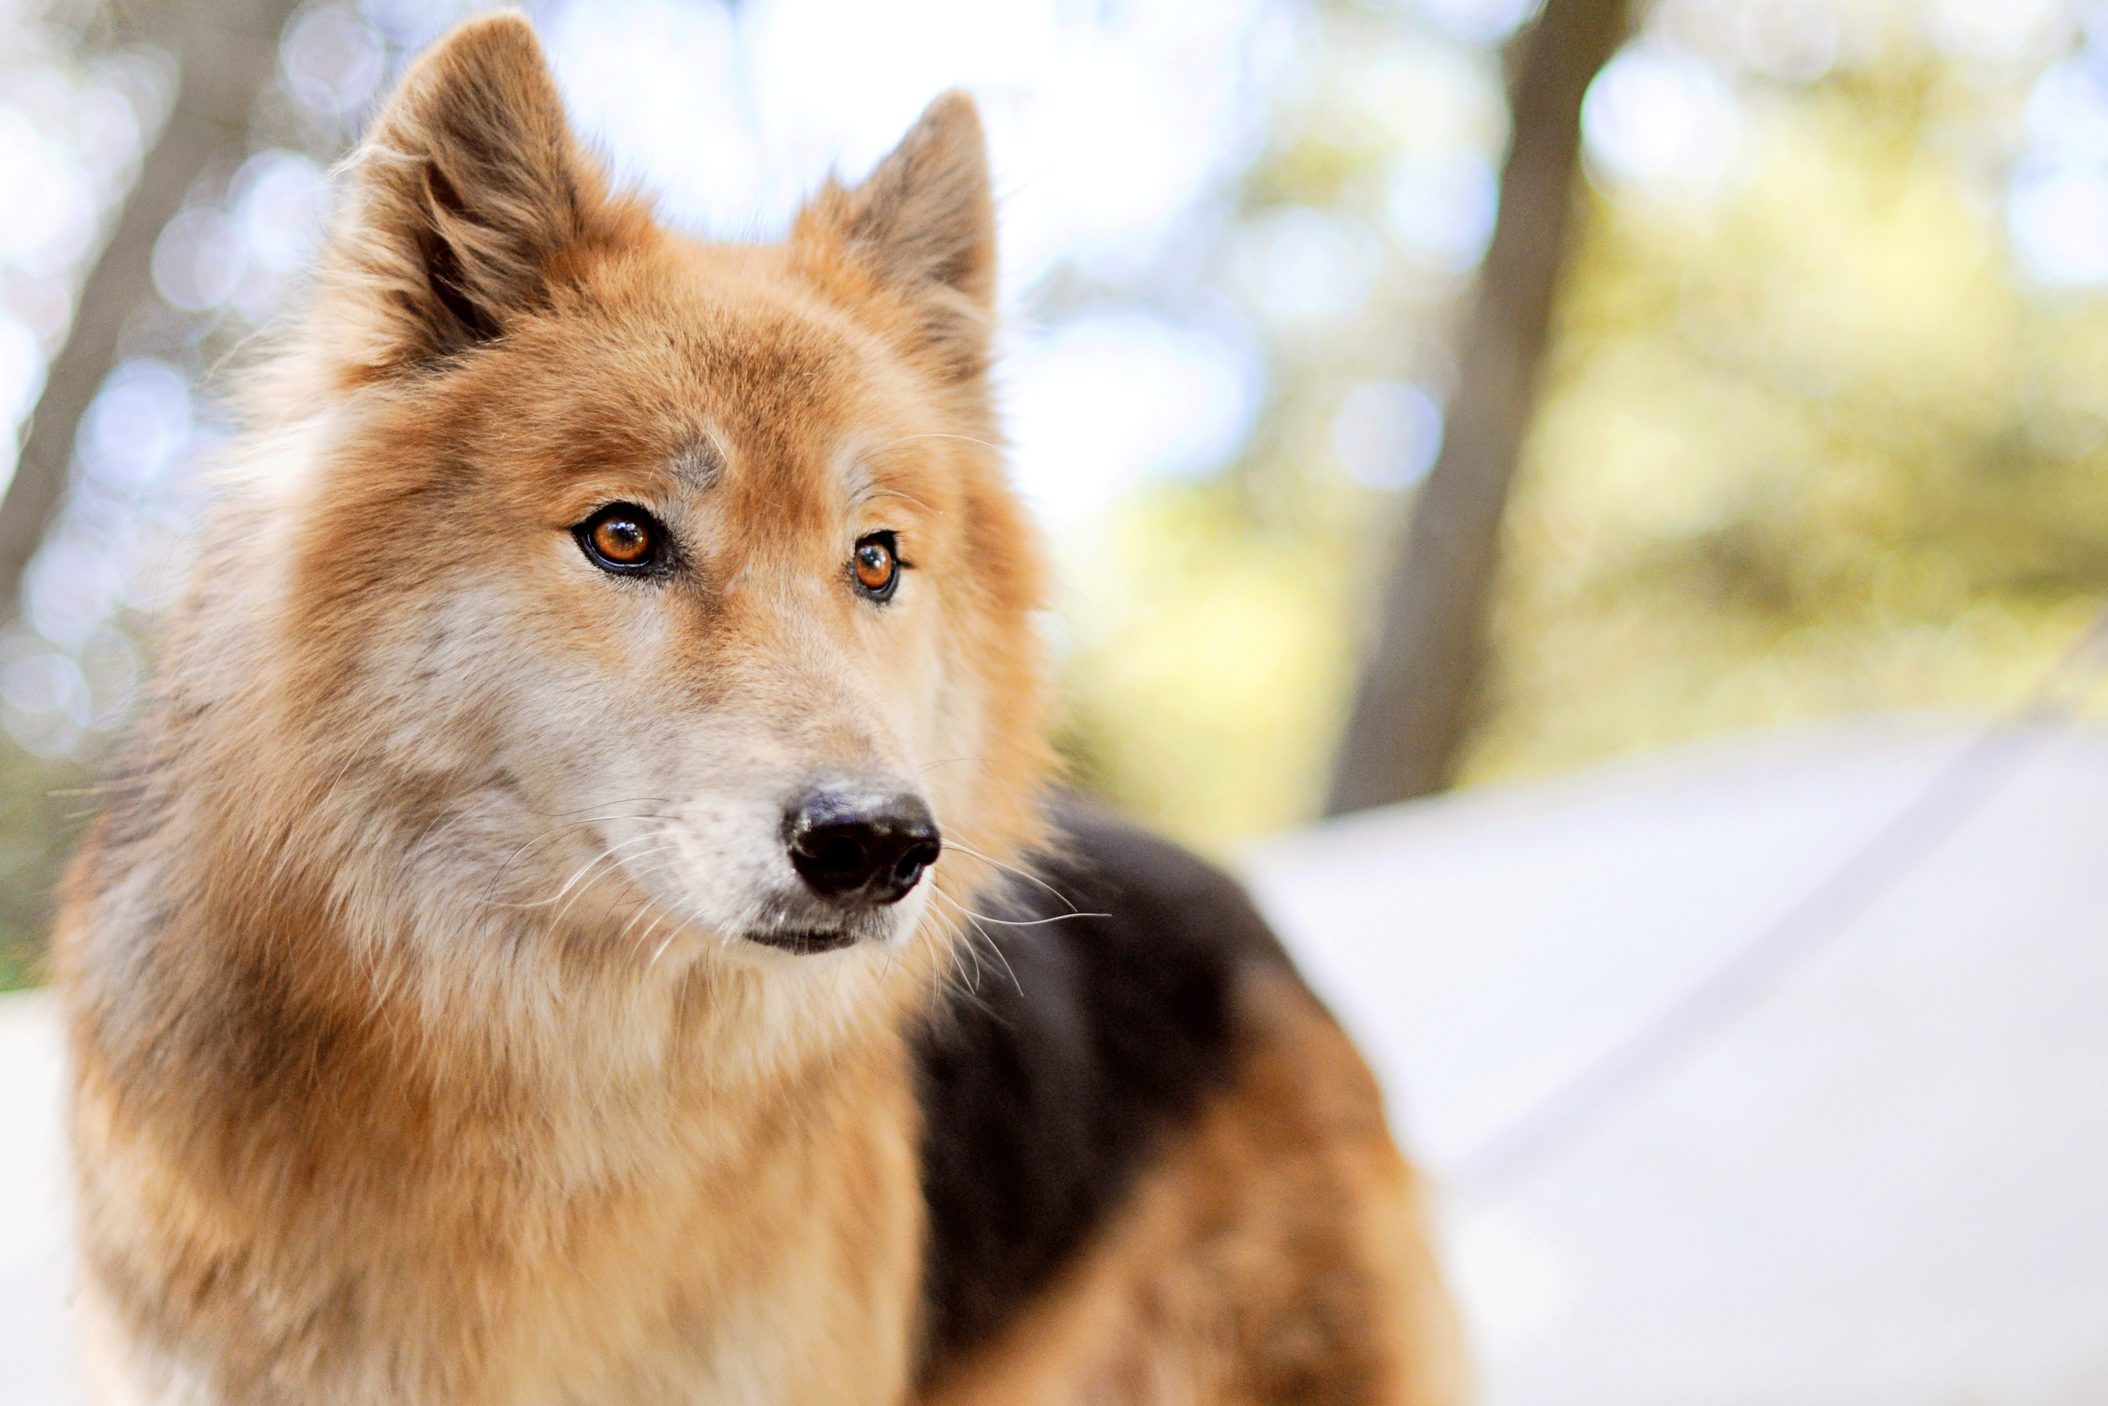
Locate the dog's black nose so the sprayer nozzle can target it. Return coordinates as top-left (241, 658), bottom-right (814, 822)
top-left (784, 788), bottom-right (941, 905)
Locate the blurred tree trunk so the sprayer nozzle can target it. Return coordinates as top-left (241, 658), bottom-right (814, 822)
top-left (0, 0), bottom-right (293, 629)
top-left (1325, 0), bottom-right (1631, 815)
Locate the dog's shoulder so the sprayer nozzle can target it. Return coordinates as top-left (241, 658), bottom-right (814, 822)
top-left (909, 799), bottom-right (1298, 1378)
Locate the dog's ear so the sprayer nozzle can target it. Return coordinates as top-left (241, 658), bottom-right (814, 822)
top-left (795, 92), bottom-right (996, 382)
top-left (314, 11), bottom-right (614, 376)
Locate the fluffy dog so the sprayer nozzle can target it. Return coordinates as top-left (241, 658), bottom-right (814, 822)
top-left (56, 13), bottom-right (1465, 1402)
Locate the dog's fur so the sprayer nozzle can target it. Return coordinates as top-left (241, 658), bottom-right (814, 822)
top-left (55, 14), bottom-right (1465, 1403)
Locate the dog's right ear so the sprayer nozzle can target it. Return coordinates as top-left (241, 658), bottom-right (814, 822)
top-left (313, 11), bottom-right (615, 378)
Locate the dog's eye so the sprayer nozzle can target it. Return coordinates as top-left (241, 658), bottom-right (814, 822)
top-left (575, 504), bottom-right (664, 575)
top-left (852, 532), bottom-right (901, 601)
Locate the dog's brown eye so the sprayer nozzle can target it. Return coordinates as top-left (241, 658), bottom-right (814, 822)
top-left (576, 504), bottom-right (664, 575)
top-left (852, 533), bottom-right (900, 601)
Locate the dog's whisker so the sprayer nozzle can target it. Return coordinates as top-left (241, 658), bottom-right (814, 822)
top-left (558, 836), bottom-right (685, 931)
top-left (491, 806), bottom-right (674, 876)
top-left (615, 846), bottom-right (694, 970)
top-left (932, 912), bottom-right (992, 1008)
top-left (860, 485), bottom-right (941, 513)
top-left (942, 839), bottom-right (1082, 913)
top-left (607, 845), bottom-right (685, 953)
top-left (929, 881), bottom-right (1103, 930)
top-left (468, 802), bottom-right (679, 911)
top-left (612, 888), bottom-right (660, 952)
top-left (646, 916), bottom-right (681, 970)
top-left (929, 890), bottom-right (1024, 997)
top-left (941, 907), bottom-right (1105, 928)
top-left (506, 831), bottom-right (673, 915)
top-left (867, 431), bottom-right (1003, 454)
top-left (969, 918), bottom-right (1024, 999)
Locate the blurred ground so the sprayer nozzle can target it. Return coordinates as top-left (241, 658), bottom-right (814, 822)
top-left (5, 713), bottom-right (2105, 1403)
top-left (1248, 714), bottom-right (2108, 1404)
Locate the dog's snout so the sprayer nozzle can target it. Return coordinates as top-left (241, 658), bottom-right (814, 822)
top-left (784, 788), bottom-right (941, 906)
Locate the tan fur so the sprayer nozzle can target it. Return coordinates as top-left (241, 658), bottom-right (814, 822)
top-left (56, 13), bottom-right (1462, 1403)
top-left (924, 972), bottom-right (1470, 1406)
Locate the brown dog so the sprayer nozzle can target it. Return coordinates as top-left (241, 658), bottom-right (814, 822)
top-left (55, 12), bottom-right (1466, 1403)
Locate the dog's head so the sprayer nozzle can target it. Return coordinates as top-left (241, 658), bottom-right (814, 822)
top-left (249, 14), bottom-right (1051, 973)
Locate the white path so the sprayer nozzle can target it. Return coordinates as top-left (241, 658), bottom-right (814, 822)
top-left (3, 715), bottom-right (2103, 1403)
top-left (1247, 716), bottom-right (2108, 1406)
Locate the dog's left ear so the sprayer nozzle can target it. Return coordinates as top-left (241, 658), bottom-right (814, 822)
top-left (795, 92), bottom-right (996, 383)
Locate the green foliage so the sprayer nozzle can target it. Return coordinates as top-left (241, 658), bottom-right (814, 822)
top-left (1058, 478), bottom-right (1365, 843)
top-left (0, 743), bottom-right (86, 989)
top-left (1471, 62), bottom-right (2108, 782)
top-left (1060, 11), bottom-right (2108, 848)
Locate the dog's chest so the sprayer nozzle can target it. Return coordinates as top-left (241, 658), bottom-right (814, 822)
top-left (89, 1046), bottom-right (925, 1406)
top-left (437, 1078), bottom-right (924, 1405)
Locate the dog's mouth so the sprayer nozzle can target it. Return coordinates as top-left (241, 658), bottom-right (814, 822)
top-left (728, 860), bottom-right (933, 958)
top-left (742, 926), bottom-right (863, 955)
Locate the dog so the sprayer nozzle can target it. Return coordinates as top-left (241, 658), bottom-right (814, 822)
top-left (54, 12), bottom-right (1466, 1403)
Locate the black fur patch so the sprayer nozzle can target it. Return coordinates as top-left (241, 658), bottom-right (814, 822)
top-left (910, 802), bottom-right (1294, 1383)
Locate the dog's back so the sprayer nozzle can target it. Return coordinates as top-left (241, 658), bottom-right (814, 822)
top-left (914, 806), bottom-right (1468, 1402)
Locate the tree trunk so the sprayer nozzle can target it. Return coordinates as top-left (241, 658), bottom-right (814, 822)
top-left (1324, 0), bottom-right (1631, 815)
top-left (0, 0), bottom-right (294, 629)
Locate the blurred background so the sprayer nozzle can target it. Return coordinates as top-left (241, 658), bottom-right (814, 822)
top-left (2, 0), bottom-right (2108, 1401)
